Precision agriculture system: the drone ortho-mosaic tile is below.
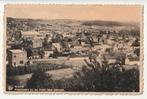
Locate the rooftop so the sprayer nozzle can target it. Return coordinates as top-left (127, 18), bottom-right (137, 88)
top-left (10, 49), bottom-right (24, 53)
top-left (22, 31), bottom-right (42, 36)
top-left (128, 57), bottom-right (139, 61)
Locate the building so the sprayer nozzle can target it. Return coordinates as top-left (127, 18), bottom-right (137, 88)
top-left (22, 31), bottom-right (43, 48)
top-left (81, 41), bottom-right (86, 47)
top-left (107, 39), bottom-right (115, 45)
top-left (8, 49), bottom-right (27, 67)
top-left (32, 37), bottom-right (43, 48)
top-left (108, 58), bottom-right (117, 64)
top-left (125, 57), bottom-right (140, 65)
top-left (44, 33), bottom-right (53, 42)
top-left (43, 49), bottom-right (54, 58)
top-left (29, 48), bottom-right (40, 59)
top-left (22, 31), bottom-right (42, 39)
top-left (52, 43), bottom-right (61, 52)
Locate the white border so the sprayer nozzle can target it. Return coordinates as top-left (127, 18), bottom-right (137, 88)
top-left (0, 0), bottom-right (147, 98)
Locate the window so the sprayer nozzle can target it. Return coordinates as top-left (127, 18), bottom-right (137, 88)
top-left (14, 55), bottom-right (16, 58)
top-left (20, 61), bottom-right (24, 64)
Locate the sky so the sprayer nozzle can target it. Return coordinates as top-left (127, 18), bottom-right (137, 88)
top-left (5, 4), bottom-right (143, 22)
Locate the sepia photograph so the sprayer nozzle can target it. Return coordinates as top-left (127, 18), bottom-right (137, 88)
top-left (4, 4), bottom-right (143, 93)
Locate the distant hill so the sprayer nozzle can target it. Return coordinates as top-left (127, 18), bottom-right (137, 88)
top-left (81, 20), bottom-right (139, 27)
top-left (7, 17), bottom-right (139, 27)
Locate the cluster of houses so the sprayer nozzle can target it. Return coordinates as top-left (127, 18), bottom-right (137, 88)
top-left (6, 29), bottom-right (140, 67)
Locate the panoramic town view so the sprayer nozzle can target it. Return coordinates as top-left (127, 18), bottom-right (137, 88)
top-left (5, 5), bottom-right (142, 92)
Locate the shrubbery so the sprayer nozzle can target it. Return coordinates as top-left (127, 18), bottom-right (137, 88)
top-left (25, 58), bottom-right (139, 92)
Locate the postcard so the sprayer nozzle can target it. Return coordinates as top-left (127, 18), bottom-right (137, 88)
top-left (4, 4), bottom-right (143, 94)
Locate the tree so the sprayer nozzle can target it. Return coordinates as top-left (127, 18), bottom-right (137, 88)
top-left (64, 56), bottom-right (139, 92)
top-left (27, 69), bottom-right (54, 90)
top-left (134, 48), bottom-right (140, 57)
top-left (38, 50), bottom-right (45, 58)
top-left (132, 39), bottom-right (140, 47)
top-left (120, 69), bottom-right (139, 92)
top-left (6, 71), bottom-right (19, 91)
top-left (52, 33), bottom-right (63, 43)
top-left (87, 36), bottom-right (94, 47)
top-left (15, 30), bottom-right (22, 40)
top-left (26, 48), bottom-right (33, 58)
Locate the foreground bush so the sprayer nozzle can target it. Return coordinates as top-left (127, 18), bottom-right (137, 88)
top-left (25, 58), bottom-right (139, 92)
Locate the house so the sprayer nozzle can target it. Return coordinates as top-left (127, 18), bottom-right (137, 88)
top-left (22, 31), bottom-right (43, 39)
top-left (81, 41), bottom-right (86, 46)
top-left (108, 58), bottom-right (117, 64)
top-left (32, 37), bottom-right (43, 48)
top-left (6, 41), bottom-right (16, 49)
top-left (8, 49), bottom-right (27, 67)
top-left (118, 37), bottom-right (123, 40)
top-left (44, 33), bottom-right (53, 42)
top-left (28, 48), bottom-right (41, 59)
top-left (107, 39), bottom-right (115, 45)
top-left (99, 37), bottom-right (107, 44)
top-left (73, 45), bottom-right (83, 49)
top-left (52, 43), bottom-right (61, 52)
top-left (21, 31), bottom-right (43, 48)
top-left (103, 53), bottom-right (121, 64)
top-left (43, 49), bottom-right (54, 58)
top-left (92, 34), bottom-right (99, 43)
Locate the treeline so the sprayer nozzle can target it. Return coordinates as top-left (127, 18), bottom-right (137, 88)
top-left (82, 20), bottom-right (139, 27)
top-left (6, 64), bottom-right (71, 76)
